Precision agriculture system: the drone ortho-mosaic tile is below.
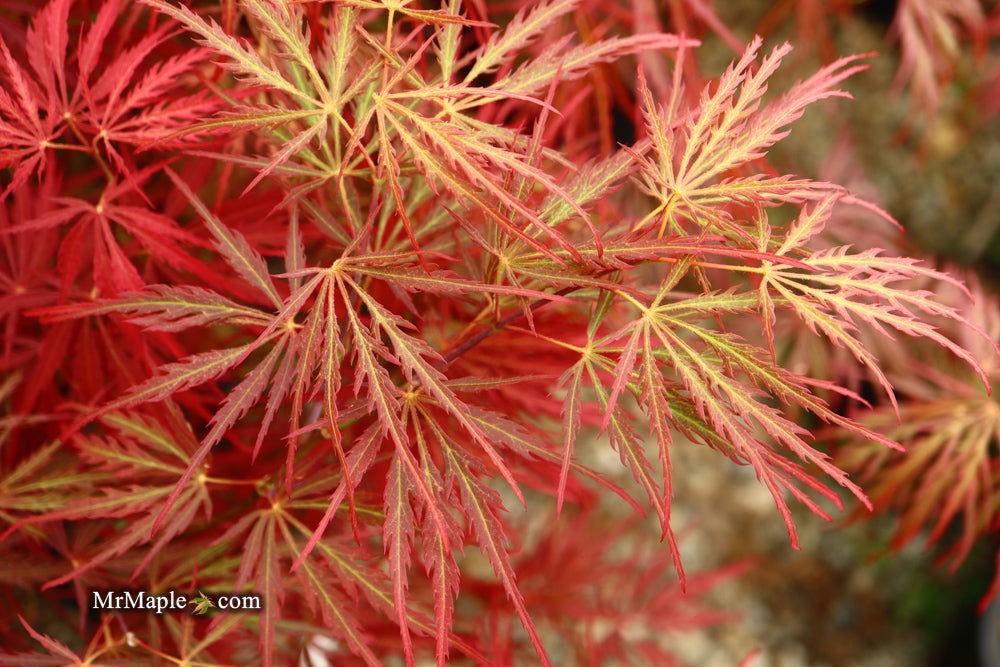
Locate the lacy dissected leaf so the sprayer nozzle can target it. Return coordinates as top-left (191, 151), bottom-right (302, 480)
top-left (166, 169), bottom-right (283, 308)
top-left (1, 409), bottom-right (209, 589)
top-left (0, 0), bottom-right (218, 196)
top-left (634, 36), bottom-right (871, 239)
top-left (214, 508), bottom-right (285, 666)
top-left (5, 616), bottom-right (87, 666)
top-left (834, 279), bottom-right (1000, 611)
top-left (462, 0), bottom-right (580, 83)
top-left (139, 0), bottom-right (312, 103)
top-left (0, 441), bottom-right (104, 522)
top-left (34, 285), bottom-right (272, 332)
top-left (442, 436), bottom-right (550, 666)
top-left (759, 194), bottom-right (995, 410)
top-left (483, 33), bottom-right (697, 102)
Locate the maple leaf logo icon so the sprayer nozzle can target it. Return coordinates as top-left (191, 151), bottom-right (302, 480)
top-left (189, 591), bottom-right (215, 616)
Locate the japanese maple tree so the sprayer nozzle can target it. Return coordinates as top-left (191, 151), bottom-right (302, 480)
top-left (1, 0), bottom-right (997, 665)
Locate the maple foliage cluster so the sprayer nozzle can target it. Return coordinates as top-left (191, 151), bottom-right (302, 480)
top-left (0, 0), bottom-right (998, 665)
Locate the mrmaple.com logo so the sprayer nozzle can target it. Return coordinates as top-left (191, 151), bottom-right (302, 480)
top-left (91, 590), bottom-right (262, 615)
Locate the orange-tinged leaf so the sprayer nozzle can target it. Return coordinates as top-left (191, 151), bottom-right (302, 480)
top-left (33, 285), bottom-right (271, 331)
top-left (166, 169), bottom-right (283, 309)
top-left (463, 0), bottom-right (580, 83)
top-left (443, 442), bottom-right (551, 667)
top-left (385, 455), bottom-right (415, 664)
top-left (139, 0), bottom-right (314, 103)
top-left (555, 359), bottom-right (584, 515)
top-left (15, 616), bottom-right (84, 665)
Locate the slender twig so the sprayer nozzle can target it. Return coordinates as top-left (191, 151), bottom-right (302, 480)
top-left (436, 285), bottom-right (581, 369)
